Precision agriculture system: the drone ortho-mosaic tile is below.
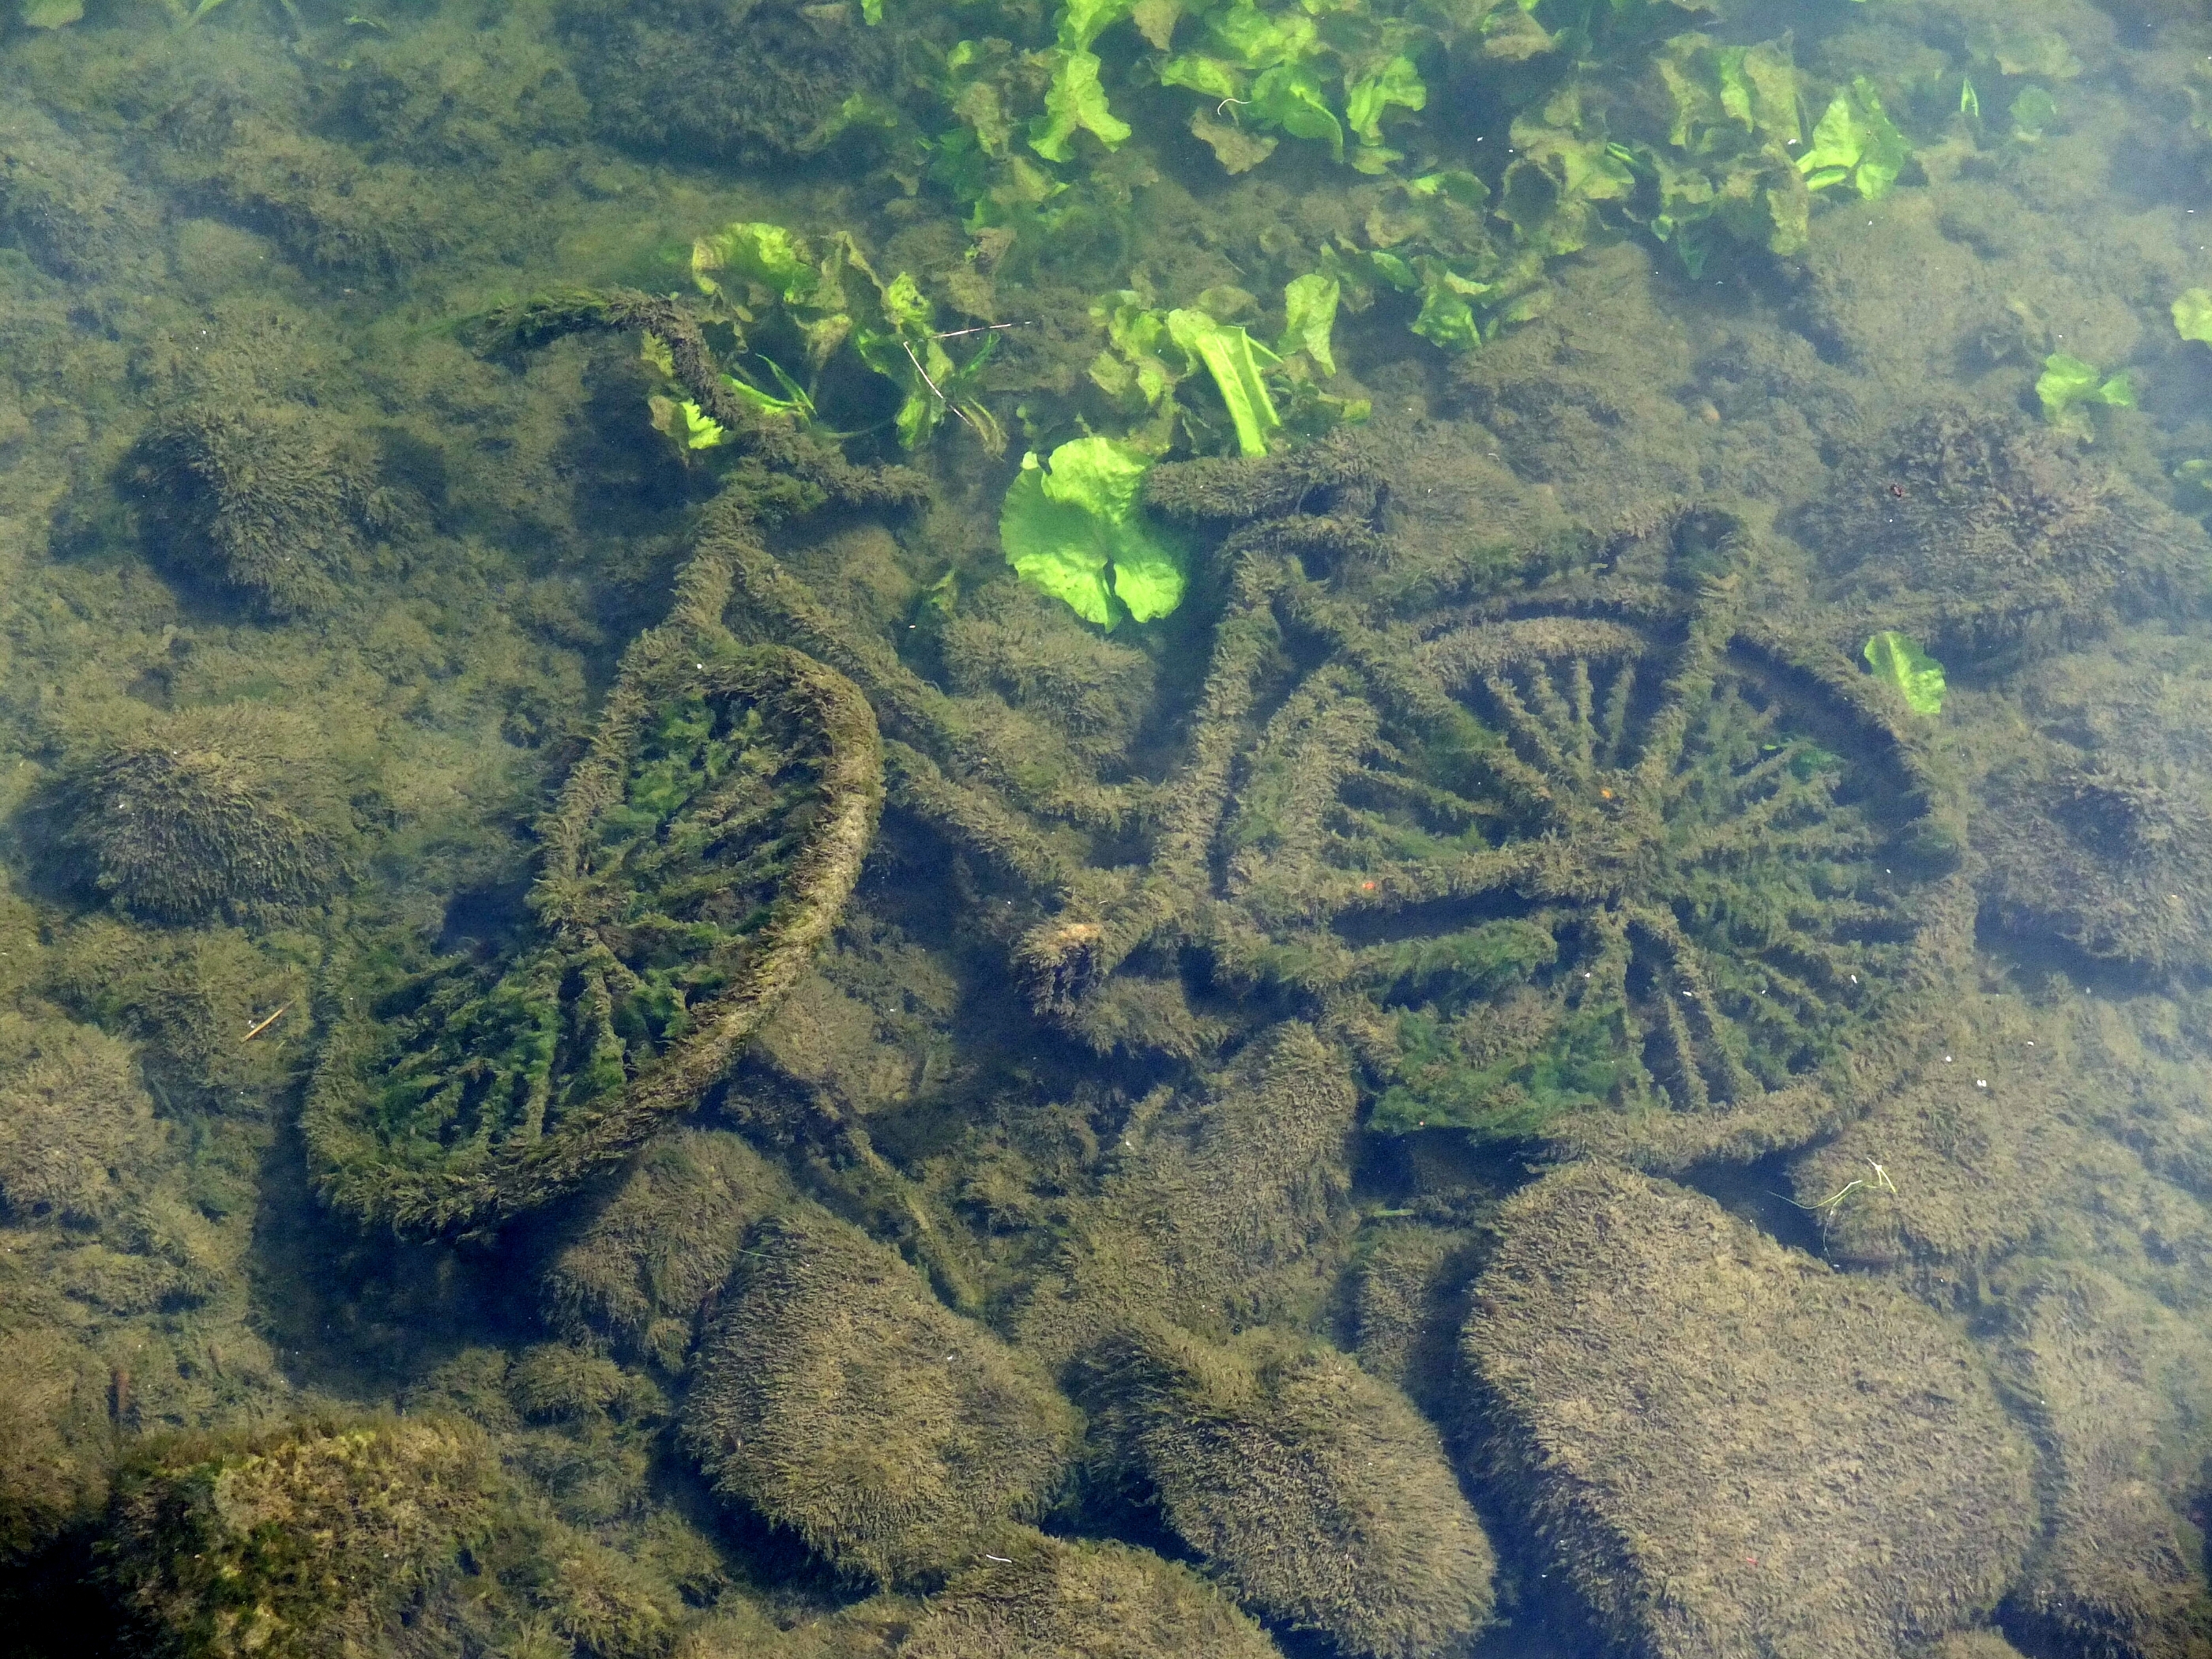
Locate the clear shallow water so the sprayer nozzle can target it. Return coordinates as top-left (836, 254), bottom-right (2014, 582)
top-left (2, 0), bottom-right (2212, 1653)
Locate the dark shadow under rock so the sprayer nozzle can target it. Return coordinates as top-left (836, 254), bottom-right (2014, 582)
top-left (1465, 1163), bottom-right (2037, 1659)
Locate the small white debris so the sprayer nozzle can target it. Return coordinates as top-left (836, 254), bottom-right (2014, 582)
top-left (1976, 1079), bottom-right (1988, 1089)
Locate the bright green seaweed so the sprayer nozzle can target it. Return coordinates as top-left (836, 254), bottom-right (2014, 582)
top-left (1863, 631), bottom-right (1946, 717)
top-left (1001, 436), bottom-right (1188, 625)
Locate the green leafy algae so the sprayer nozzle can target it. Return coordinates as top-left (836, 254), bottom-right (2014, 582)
top-left (2036, 352), bottom-right (2135, 438)
top-left (690, 221), bottom-right (1003, 452)
top-left (1001, 436), bottom-right (1188, 625)
top-left (2173, 289), bottom-right (2212, 348)
top-left (1797, 77), bottom-right (1910, 201)
top-left (1862, 631), bottom-right (1946, 717)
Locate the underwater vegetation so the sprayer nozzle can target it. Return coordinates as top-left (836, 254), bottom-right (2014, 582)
top-left (1863, 630), bottom-right (1946, 717)
top-left (1805, 409), bottom-right (2212, 662)
top-left (2036, 352), bottom-right (2135, 438)
top-left (305, 616), bottom-right (882, 1236)
top-left (13, 0), bottom-right (2212, 1646)
top-left (54, 705), bottom-right (355, 925)
top-left (1466, 1164), bottom-right (2037, 1657)
top-left (999, 434), bottom-right (1189, 626)
top-left (1077, 1321), bottom-right (1495, 1659)
top-left (680, 1204), bottom-right (1078, 1589)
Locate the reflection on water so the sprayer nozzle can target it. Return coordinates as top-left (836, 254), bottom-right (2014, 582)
top-left (2, 0), bottom-right (2212, 1651)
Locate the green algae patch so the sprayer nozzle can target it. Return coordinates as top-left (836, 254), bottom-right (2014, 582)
top-left (1001, 436), bottom-right (1188, 626)
top-left (1797, 77), bottom-right (1910, 201)
top-left (306, 617), bottom-right (882, 1237)
top-left (2174, 288), bottom-right (2212, 348)
top-left (2036, 352), bottom-right (2134, 438)
top-left (1862, 630), bottom-right (1945, 717)
top-left (103, 1419), bottom-right (501, 1657)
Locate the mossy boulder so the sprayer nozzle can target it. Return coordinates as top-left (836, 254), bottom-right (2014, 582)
top-left (130, 404), bottom-right (386, 620)
top-left (0, 1025), bottom-right (162, 1225)
top-left (1977, 760), bottom-right (2212, 976)
top-left (542, 1127), bottom-right (792, 1374)
top-left (58, 707), bottom-right (354, 924)
top-left (101, 1414), bottom-right (680, 1657)
top-left (1805, 409), bottom-right (2211, 660)
top-left (103, 1417), bottom-right (500, 1658)
top-left (681, 1205), bottom-right (1078, 1588)
top-left (559, 0), bottom-right (916, 167)
top-left (895, 1531), bottom-right (1286, 1659)
top-left (1992, 1262), bottom-right (2212, 1657)
top-left (1015, 1022), bottom-right (1357, 1360)
top-left (1465, 1164), bottom-right (2037, 1657)
top-left (1081, 1323), bottom-right (1495, 1658)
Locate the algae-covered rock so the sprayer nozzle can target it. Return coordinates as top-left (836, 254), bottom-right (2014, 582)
top-left (0, 1025), bottom-right (162, 1224)
top-left (682, 1205), bottom-right (1078, 1589)
top-left (59, 707), bottom-right (353, 924)
top-left (1082, 1323), bottom-right (1494, 1658)
top-left (542, 1127), bottom-right (792, 1374)
top-left (1993, 1263), bottom-right (2212, 1657)
top-left (102, 1413), bottom-right (681, 1657)
top-left (130, 404), bottom-right (379, 620)
top-left (1465, 1164), bottom-right (2036, 1658)
top-left (1016, 1021), bottom-right (1358, 1360)
top-left (103, 1416), bottom-right (499, 1658)
top-left (559, 0), bottom-right (911, 167)
top-left (895, 1532), bottom-right (1285, 1659)
top-left (1978, 760), bottom-right (2212, 976)
top-left (1807, 409), bottom-right (2210, 660)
